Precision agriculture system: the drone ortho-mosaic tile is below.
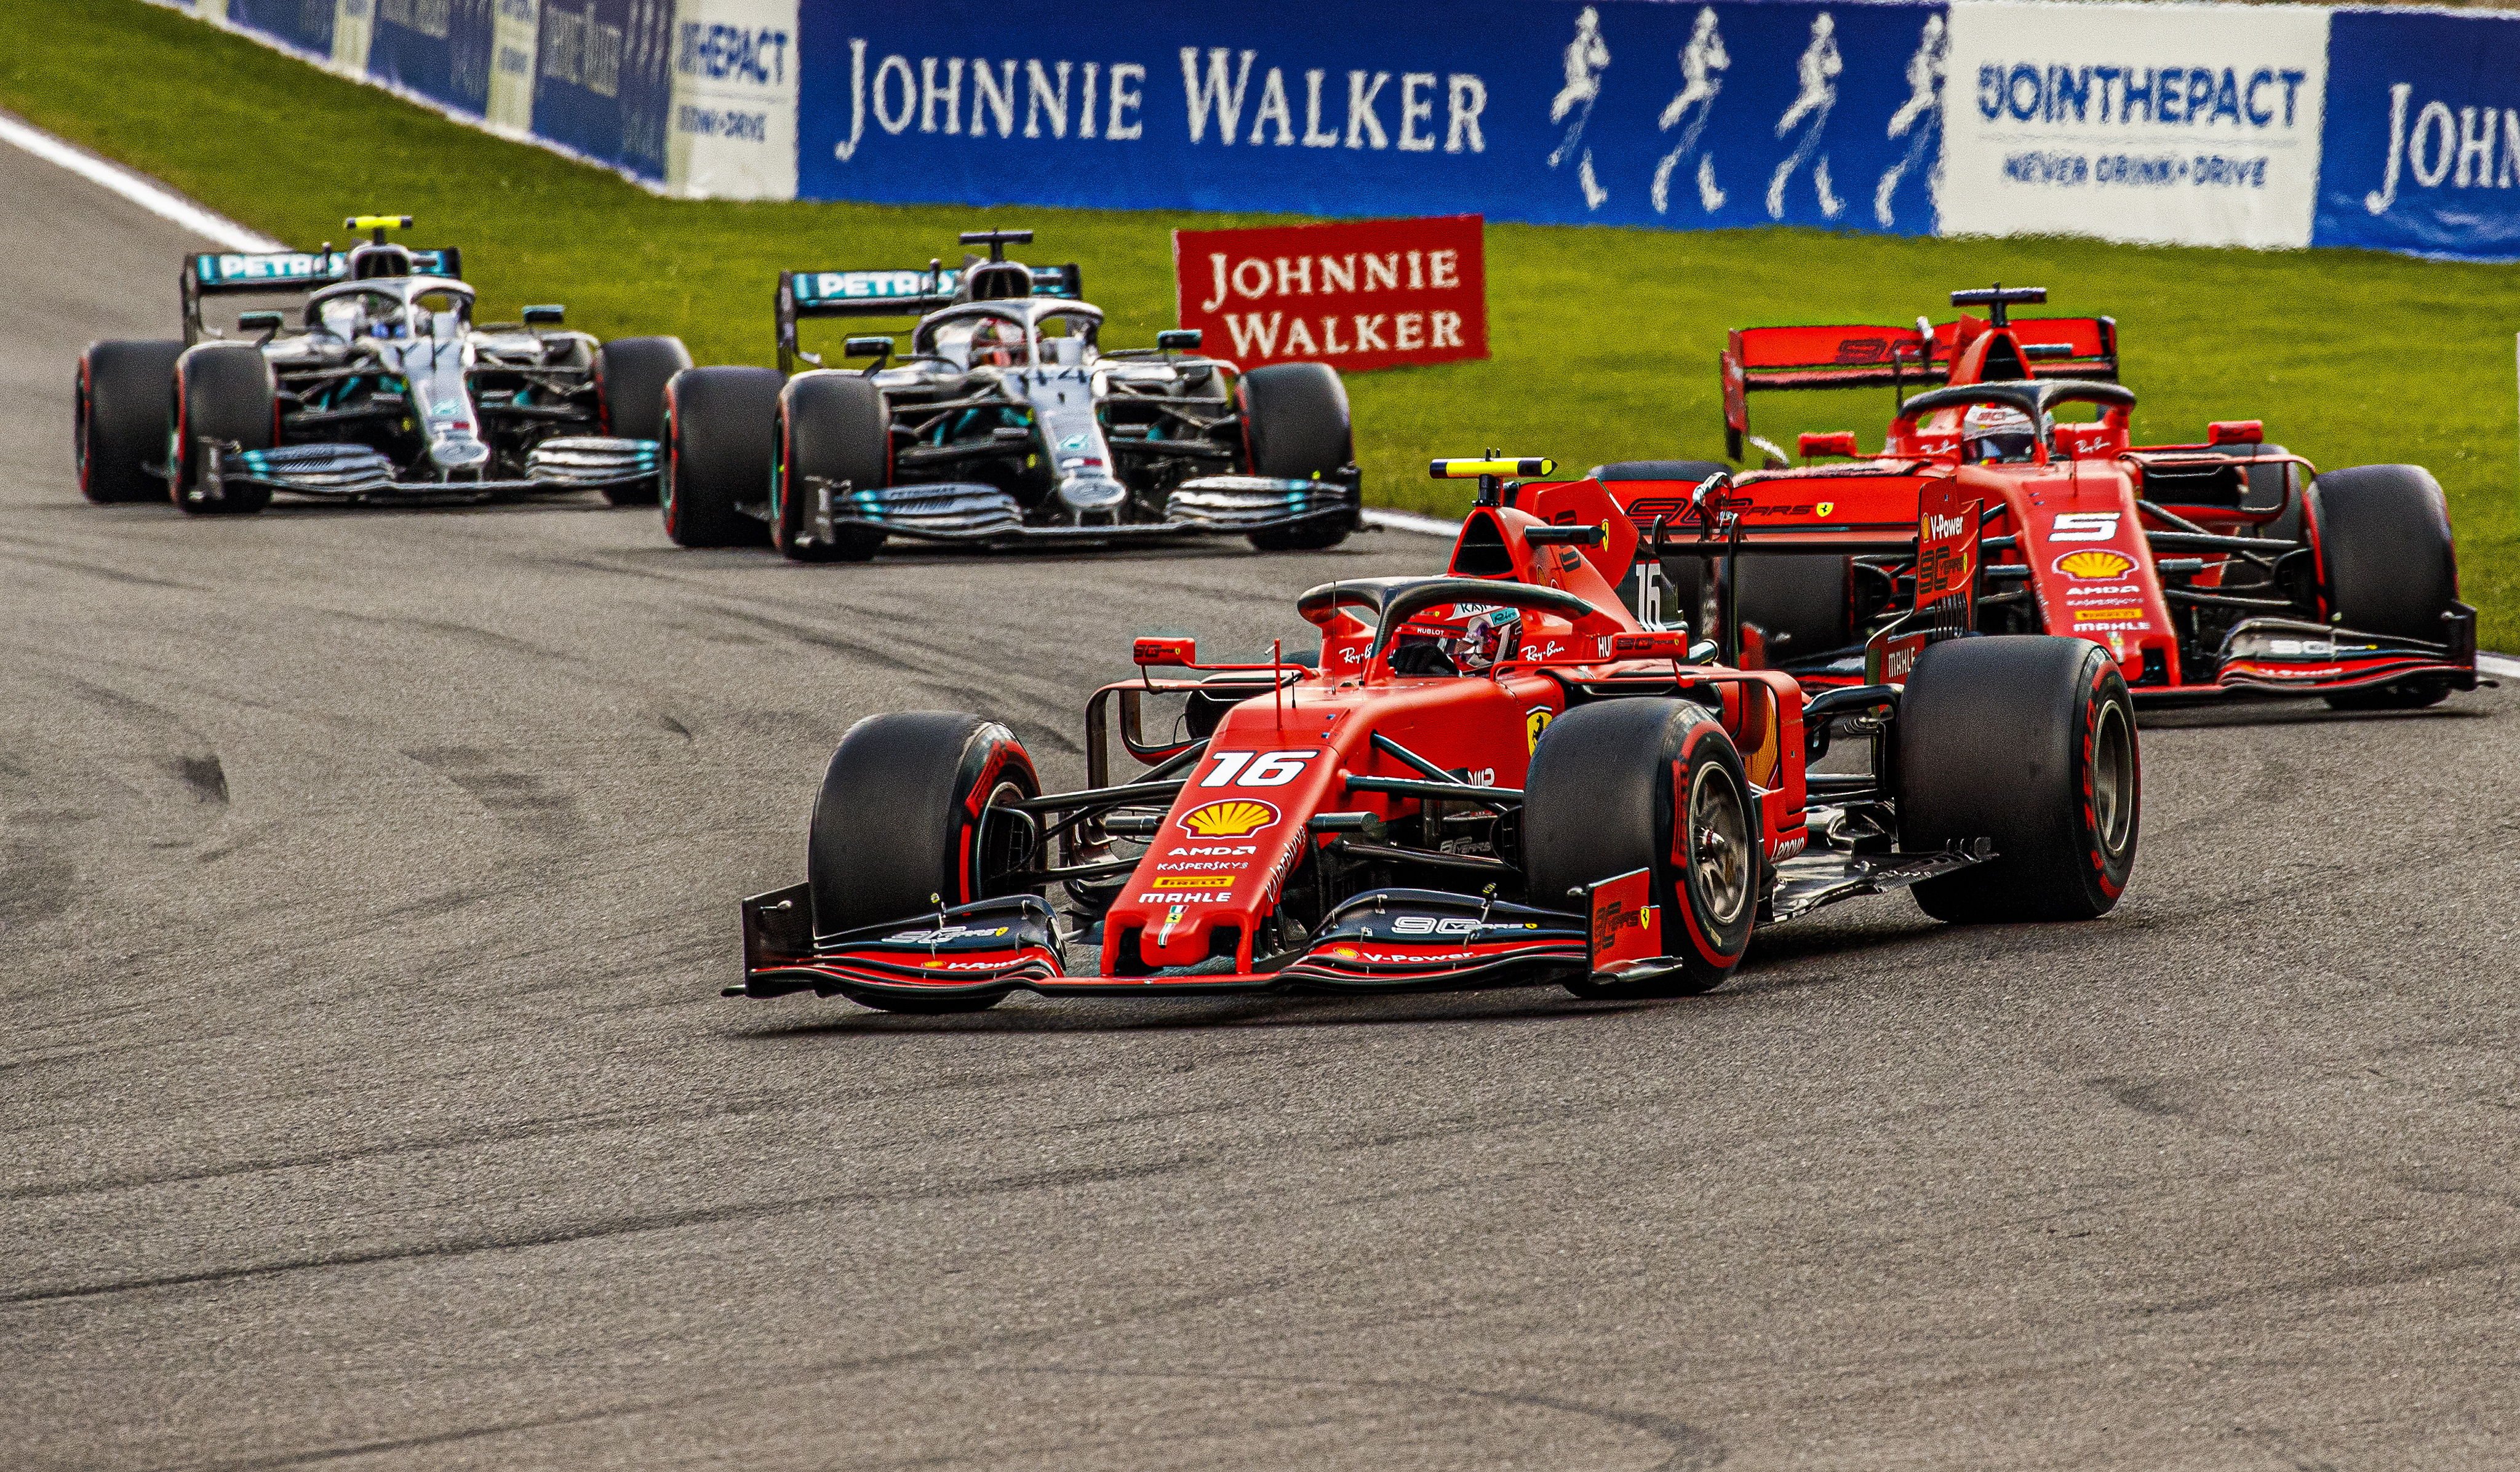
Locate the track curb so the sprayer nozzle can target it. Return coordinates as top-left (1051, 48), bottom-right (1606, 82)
top-left (0, 109), bottom-right (280, 252)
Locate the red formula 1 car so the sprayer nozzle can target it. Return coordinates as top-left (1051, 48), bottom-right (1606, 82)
top-left (728, 457), bottom-right (2140, 1014)
top-left (1688, 285), bottom-right (2479, 709)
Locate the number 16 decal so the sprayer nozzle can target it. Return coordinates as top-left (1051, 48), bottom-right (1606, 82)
top-left (1199, 749), bottom-right (1318, 788)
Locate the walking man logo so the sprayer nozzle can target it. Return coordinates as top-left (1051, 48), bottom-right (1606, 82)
top-left (1767, 11), bottom-right (1844, 221)
top-left (1549, 7), bottom-right (1613, 210)
top-left (1874, 13), bottom-right (1947, 228)
top-left (1651, 7), bottom-right (1731, 215)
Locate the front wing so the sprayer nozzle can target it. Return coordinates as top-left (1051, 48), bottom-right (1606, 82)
top-left (197, 437), bottom-right (660, 502)
top-left (805, 475), bottom-right (1360, 549)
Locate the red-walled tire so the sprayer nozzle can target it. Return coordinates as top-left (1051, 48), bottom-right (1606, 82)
top-left (169, 343), bottom-right (275, 515)
top-left (1897, 635), bottom-right (2138, 922)
top-left (594, 335), bottom-right (692, 506)
top-left (658, 365), bottom-right (778, 548)
top-left (1525, 698), bottom-right (1759, 998)
top-left (76, 340), bottom-right (184, 504)
top-left (807, 712), bottom-right (1040, 1014)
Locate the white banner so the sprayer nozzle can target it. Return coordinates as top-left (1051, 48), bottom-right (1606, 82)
top-left (666, 0), bottom-right (798, 200)
top-left (487, 0), bottom-right (540, 132)
top-left (1937, 0), bottom-right (2331, 249)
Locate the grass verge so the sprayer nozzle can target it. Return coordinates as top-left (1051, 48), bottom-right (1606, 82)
top-left (7, 0), bottom-right (2517, 645)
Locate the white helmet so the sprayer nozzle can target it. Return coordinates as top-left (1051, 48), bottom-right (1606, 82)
top-left (1960, 402), bottom-right (2040, 464)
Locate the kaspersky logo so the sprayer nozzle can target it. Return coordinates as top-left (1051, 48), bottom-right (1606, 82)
top-left (1181, 799), bottom-right (1278, 838)
top-left (2054, 549), bottom-right (2135, 580)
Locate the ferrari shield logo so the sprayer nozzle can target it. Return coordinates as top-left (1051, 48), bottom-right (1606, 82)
top-left (1526, 707), bottom-right (1554, 752)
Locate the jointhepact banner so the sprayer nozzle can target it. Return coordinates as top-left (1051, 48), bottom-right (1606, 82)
top-left (1173, 215), bottom-right (1487, 373)
top-left (1936, 0), bottom-right (2329, 249)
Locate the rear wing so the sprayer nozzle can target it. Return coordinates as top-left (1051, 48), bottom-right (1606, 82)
top-left (1720, 316), bottom-right (2118, 461)
top-left (180, 248), bottom-right (463, 344)
top-left (775, 262), bottom-right (1083, 373)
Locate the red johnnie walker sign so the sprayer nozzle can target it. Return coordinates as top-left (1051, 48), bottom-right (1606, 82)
top-left (1172, 214), bottom-right (1488, 373)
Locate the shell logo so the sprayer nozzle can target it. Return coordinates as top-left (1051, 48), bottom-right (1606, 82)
top-left (2054, 549), bottom-right (2136, 580)
top-left (1181, 799), bottom-right (1278, 838)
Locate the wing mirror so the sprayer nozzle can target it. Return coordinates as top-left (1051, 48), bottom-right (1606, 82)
top-left (2208, 420), bottom-right (2263, 446)
top-left (1133, 636), bottom-right (1197, 668)
top-left (1798, 431), bottom-right (1859, 459)
top-left (521, 304), bottom-right (565, 327)
top-left (236, 310), bottom-right (285, 341)
top-left (1157, 329), bottom-right (1202, 352)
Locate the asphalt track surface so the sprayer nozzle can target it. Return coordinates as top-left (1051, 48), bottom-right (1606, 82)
top-left (7, 135), bottom-right (2520, 1471)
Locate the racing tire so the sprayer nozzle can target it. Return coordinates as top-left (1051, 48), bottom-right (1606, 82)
top-left (659, 366), bottom-right (778, 549)
top-left (76, 340), bottom-right (184, 504)
top-left (169, 343), bottom-right (276, 515)
top-left (1897, 636), bottom-right (2139, 923)
top-left (774, 371), bottom-right (890, 563)
top-left (594, 336), bottom-right (693, 506)
top-left (807, 712), bottom-right (1041, 1014)
top-left (1525, 699), bottom-right (1760, 998)
top-left (2310, 464), bottom-right (2460, 710)
top-left (1238, 363), bottom-right (1356, 552)
top-left (1664, 552), bottom-right (1855, 661)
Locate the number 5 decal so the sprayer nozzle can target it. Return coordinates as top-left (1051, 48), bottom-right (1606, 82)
top-left (1199, 750), bottom-right (1318, 788)
top-left (2051, 512), bottom-right (2121, 542)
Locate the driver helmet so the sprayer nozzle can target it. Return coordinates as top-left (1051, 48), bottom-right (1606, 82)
top-left (1448, 606), bottom-right (1523, 674)
top-left (1960, 402), bottom-right (2041, 464)
top-left (967, 317), bottom-right (1028, 368)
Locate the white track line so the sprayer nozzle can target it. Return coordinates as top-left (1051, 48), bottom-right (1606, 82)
top-left (2479, 653), bottom-right (2520, 679)
top-left (0, 111), bottom-right (281, 252)
top-left (1362, 507), bottom-right (1463, 537)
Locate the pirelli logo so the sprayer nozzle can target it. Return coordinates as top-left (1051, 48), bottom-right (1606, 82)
top-left (1150, 876), bottom-right (1236, 891)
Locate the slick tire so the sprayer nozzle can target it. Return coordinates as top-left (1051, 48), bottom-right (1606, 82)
top-left (774, 370), bottom-right (890, 563)
top-left (169, 343), bottom-right (276, 515)
top-left (659, 365), bottom-right (778, 549)
top-left (1664, 552), bottom-right (1856, 660)
top-left (595, 335), bottom-right (693, 506)
top-left (2310, 464), bottom-right (2460, 710)
top-left (76, 340), bottom-right (184, 504)
top-left (1897, 636), bottom-right (2138, 923)
top-left (1525, 699), bottom-right (1760, 999)
top-left (1238, 362), bottom-right (1355, 552)
top-left (808, 712), bottom-right (1041, 1014)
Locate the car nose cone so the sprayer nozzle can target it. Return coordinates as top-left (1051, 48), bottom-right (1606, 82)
top-left (431, 436), bottom-right (491, 471)
top-left (1056, 474), bottom-right (1128, 512)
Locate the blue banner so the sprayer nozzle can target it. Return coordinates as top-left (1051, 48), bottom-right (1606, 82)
top-left (532, 0), bottom-right (678, 181)
top-left (369, 0), bottom-right (497, 117)
top-left (797, 0), bottom-right (1950, 236)
top-left (2315, 7), bottom-right (2520, 260)
top-left (225, 0), bottom-right (335, 56)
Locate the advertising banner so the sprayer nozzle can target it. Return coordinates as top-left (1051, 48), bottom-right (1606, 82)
top-left (152, 0), bottom-right (2520, 264)
top-left (1937, 0), bottom-right (2329, 249)
top-left (368, 0), bottom-right (499, 119)
top-left (532, 0), bottom-right (677, 182)
top-left (666, 0), bottom-right (799, 199)
top-left (797, 1), bottom-right (1953, 236)
top-left (1173, 215), bottom-right (1488, 373)
top-left (2316, 7), bottom-right (2520, 260)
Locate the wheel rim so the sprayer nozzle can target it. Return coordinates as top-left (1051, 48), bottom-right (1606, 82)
top-left (2090, 700), bottom-right (2135, 857)
top-left (1687, 762), bottom-right (1753, 929)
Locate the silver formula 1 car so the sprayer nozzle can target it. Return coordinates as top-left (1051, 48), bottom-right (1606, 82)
top-left (75, 215), bottom-right (690, 512)
top-left (659, 228), bottom-right (1362, 560)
